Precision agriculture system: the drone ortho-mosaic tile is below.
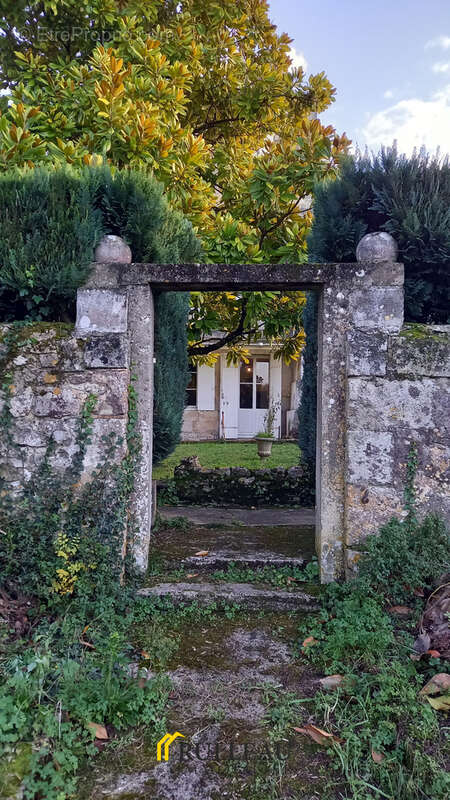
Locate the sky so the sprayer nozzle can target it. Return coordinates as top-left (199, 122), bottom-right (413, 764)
top-left (268, 0), bottom-right (450, 156)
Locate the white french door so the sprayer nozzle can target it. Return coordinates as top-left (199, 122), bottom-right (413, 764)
top-left (238, 358), bottom-right (270, 438)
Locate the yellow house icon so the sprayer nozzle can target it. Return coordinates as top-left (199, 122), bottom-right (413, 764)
top-left (156, 732), bottom-right (185, 761)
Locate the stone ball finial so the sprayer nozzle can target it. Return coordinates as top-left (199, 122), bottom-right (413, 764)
top-left (94, 235), bottom-right (132, 263)
top-left (356, 232), bottom-right (398, 263)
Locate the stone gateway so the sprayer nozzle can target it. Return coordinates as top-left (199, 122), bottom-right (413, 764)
top-left (1, 246), bottom-right (448, 582)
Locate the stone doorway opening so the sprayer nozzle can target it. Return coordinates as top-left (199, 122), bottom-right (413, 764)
top-left (153, 283), bottom-right (316, 590)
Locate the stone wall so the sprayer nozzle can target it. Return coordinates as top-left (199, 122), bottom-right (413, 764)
top-left (0, 323), bottom-right (130, 491)
top-left (181, 408), bottom-right (220, 441)
top-left (172, 457), bottom-right (314, 507)
top-left (345, 323), bottom-right (450, 572)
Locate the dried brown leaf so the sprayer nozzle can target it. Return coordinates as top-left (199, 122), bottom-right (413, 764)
top-left (420, 673), bottom-right (450, 696)
top-left (319, 674), bottom-right (344, 689)
top-left (87, 722), bottom-right (108, 740)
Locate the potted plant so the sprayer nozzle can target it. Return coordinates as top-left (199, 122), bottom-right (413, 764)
top-left (255, 401), bottom-right (280, 459)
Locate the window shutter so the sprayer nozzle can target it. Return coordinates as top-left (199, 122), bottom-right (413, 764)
top-left (197, 364), bottom-right (215, 410)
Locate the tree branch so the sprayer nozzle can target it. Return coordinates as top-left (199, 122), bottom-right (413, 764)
top-left (188, 300), bottom-right (257, 356)
top-left (258, 198), bottom-right (311, 247)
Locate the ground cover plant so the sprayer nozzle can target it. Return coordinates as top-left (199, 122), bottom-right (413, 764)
top-left (0, 327), bottom-right (173, 800)
top-left (297, 447), bottom-right (450, 800)
top-left (153, 440), bottom-right (300, 480)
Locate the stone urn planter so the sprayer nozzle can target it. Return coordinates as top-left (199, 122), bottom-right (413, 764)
top-left (256, 436), bottom-right (275, 459)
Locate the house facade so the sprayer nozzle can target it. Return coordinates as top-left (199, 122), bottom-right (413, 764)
top-left (182, 345), bottom-right (301, 441)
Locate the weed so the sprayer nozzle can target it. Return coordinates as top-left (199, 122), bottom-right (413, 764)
top-left (212, 559), bottom-right (319, 588)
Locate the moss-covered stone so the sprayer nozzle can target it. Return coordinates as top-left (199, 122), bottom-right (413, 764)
top-left (172, 459), bottom-right (314, 507)
top-left (389, 325), bottom-right (450, 378)
top-left (0, 742), bottom-right (32, 799)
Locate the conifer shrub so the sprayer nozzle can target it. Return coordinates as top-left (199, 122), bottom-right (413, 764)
top-left (0, 168), bottom-right (102, 321)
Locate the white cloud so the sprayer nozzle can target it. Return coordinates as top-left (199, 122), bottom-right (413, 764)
top-left (362, 85), bottom-right (450, 155)
top-left (432, 61), bottom-right (450, 73)
top-left (425, 35), bottom-right (450, 50)
top-left (288, 47), bottom-right (307, 72)
top-left (384, 89), bottom-right (394, 99)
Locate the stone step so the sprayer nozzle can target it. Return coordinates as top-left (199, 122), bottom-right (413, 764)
top-left (138, 581), bottom-right (318, 612)
top-left (150, 524), bottom-right (316, 574)
top-left (160, 505), bottom-right (315, 527)
top-left (178, 553), bottom-right (308, 571)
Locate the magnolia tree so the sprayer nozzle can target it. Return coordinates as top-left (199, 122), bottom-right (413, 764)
top-left (0, 0), bottom-right (350, 362)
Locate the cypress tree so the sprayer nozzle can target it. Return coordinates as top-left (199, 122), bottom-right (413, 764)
top-left (297, 292), bottom-right (318, 472)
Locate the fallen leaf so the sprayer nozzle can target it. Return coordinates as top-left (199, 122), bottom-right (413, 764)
top-left (426, 694), bottom-right (450, 711)
top-left (302, 636), bottom-right (317, 649)
top-left (140, 650), bottom-right (150, 659)
top-left (319, 674), bottom-right (344, 689)
top-left (371, 749), bottom-right (384, 764)
top-left (186, 573), bottom-right (199, 579)
top-left (388, 605), bottom-right (412, 616)
top-left (420, 673), bottom-right (450, 696)
top-left (194, 550), bottom-right (209, 557)
top-left (293, 723), bottom-right (341, 746)
top-left (413, 587), bottom-right (425, 597)
top-left (87, 722), bottom-right (108, 740)
top-left (426, 650), bottom-right (441, 658)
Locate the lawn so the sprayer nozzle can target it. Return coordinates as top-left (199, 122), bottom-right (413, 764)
top-left (153, 441), bottom-right (300, 480)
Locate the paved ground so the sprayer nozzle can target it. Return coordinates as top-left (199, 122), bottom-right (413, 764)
top-left (159, 506), bottom-right (316, 527)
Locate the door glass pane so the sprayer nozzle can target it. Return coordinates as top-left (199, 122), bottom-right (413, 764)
top-left (240, 359), bottom-right (254, 409)
top-left (255, 359), bottom-right (269, 409)
top-left (240, 360), bottom-right (253, 383)
top-left (240, 383), bottom-right (253, 409)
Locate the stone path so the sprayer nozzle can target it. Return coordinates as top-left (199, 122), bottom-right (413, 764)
top-left (79, 613), bottom-right (327, 800)
top-left (78, 520), bottom-right (325, 799)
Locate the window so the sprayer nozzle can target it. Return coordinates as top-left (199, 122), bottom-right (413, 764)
top-left (239, 358), bottom-right (269, 409)
top-left (186, 363), bottom-right (197, 407)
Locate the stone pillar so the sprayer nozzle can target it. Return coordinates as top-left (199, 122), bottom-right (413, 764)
top-left (75, 236), bottom-right (155, 573)
top-left (127, 284), bottom-right (155, 572)
top-left (316, 284), bottom-right (349, 582)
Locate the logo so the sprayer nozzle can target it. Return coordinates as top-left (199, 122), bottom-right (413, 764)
top-left (156, 732), bottom-right (185, 761)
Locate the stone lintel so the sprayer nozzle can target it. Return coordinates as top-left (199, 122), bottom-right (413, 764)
top-left (83, 261), bottom-right (404, 292)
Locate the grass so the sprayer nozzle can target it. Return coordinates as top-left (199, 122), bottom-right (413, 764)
top-left (153, 441), bottom-right (300, 480)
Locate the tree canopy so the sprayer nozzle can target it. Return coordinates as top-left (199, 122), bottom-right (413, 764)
top-left (0, 0), bottom-right (350, 361)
